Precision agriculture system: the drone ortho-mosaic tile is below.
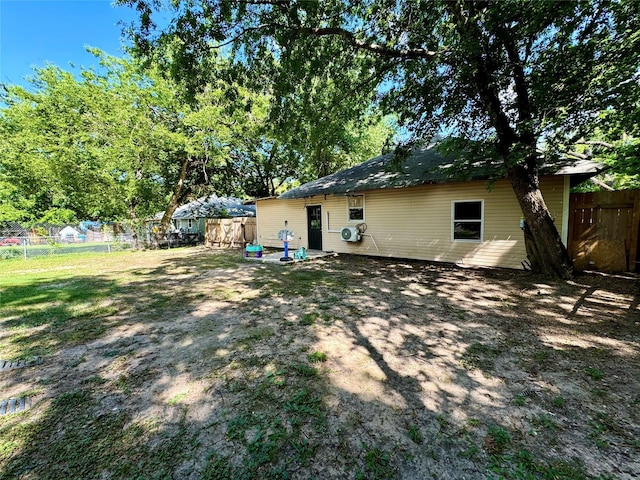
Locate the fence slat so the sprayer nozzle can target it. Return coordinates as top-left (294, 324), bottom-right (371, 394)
top-left (569, 190), bottom-right (640, 272)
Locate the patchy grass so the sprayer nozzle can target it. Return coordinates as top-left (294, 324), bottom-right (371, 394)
top-left (0, 389), bottom-right (194, 479)
top-left (1, 248), bottom-right (638, 479)
top-left (408, 424), bottom-right (423, 444)
top-left (485, 425), bottom-right (512, 455)
top-left (300, 312), bottom-right (319, 326)
top-left (460, 342), bottom-right (502, 375)
top-left (167, 392), bottom-right (188, 406)
top-left (585, 366), bottom-right (604, 381)
top-left (356, 444), bottom-right (396, 480)
top-left (552, 396), bottom-right (566, 409)
top-left (307, 351), bottom-right (327, 363)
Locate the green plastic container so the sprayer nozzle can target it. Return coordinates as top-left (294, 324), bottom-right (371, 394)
top-left (245, 245), bottom-right (263, 258)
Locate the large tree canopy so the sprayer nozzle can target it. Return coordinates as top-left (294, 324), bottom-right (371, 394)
top-left (0, 51), bottom-right (234, 235)
top-left (125, 6), bottom-right (397, 189)
top-left (120, 0), bottom-right (639, 277)
top-left (0, 48), bottom-right (393, 238)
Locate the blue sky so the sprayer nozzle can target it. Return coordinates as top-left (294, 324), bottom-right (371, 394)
top-left (0, 0), bottom-right (138, 87)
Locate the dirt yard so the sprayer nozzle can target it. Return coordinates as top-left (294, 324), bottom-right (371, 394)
top-left (1, 247), bottom-right (639, 479)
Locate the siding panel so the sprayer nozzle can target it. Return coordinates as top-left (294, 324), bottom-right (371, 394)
top-left (256, 176), bottom-right (567, 270)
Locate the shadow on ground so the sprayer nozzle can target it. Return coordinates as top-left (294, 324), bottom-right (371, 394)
top-left (1, 248), bottom-right (638, 479)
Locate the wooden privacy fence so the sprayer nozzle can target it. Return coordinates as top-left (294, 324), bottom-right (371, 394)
top-left (205, 218), bottom-right (256, 247)
top-left (568, 190), bottom-right (640, 272)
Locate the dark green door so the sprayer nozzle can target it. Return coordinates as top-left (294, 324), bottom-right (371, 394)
top-left (307, 205), bottom-right (322, 250)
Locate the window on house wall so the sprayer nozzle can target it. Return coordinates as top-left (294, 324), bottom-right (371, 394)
top-left (188, 219), bottom-right (193, 229)
top-left (348, 195), bottom-right (364, 221)
top-left (452, 200), bottom-right (483, 241)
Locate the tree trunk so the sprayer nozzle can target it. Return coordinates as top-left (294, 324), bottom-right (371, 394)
top-left (156, 156), bottom-right (192, 241)
top-left (128, 203), bottom-right (140, 250)
top-left (509, 163), bottom-right (573, 279)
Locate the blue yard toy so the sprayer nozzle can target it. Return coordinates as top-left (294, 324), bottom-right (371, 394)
top-left (294, 247), bottom-right (307, 260)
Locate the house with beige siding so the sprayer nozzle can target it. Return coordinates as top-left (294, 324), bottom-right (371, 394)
top-left (255, 144), bottom-right (603, 270)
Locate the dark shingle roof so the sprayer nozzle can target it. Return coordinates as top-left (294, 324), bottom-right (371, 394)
top-left (279, 143), bottom-right (606, 199)
top-left (279, 143), bottom-right (457, 199)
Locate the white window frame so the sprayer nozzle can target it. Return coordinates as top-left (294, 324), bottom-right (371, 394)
top-left (187, 218), bottom-right (193, 229)
top-left (347, 194), bottom-right (365, 222)
top-left (451, 199), bottom-right (484, 242)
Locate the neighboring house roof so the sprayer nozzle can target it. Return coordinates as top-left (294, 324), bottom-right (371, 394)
top-left (278, 142), bottom-right (606, 200)
top-left (153, 195), bottom-right (256, 220)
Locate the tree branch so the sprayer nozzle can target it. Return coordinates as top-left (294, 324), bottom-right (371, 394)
top-left (213, 24), bottom-right (273, 48)
top-left (212, 21), bottom-right (441, 61)
top-left (293, 26), bottom-right (439, 59)
top-left (566, 151), bottom-right (589, 160)
top-left (233, 0), bottom-right (289, 5)
top-left (495, 26), bottom-right (534, 145)
top-left (576, 140), bottom-right (615, 149)
top-left (590, 176), bottom-right (614, 191)
top-left (446, 2), bottom-right (517, 156)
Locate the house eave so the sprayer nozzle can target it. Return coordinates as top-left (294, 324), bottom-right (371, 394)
top-left (276, 143), bottom-right (610, 201)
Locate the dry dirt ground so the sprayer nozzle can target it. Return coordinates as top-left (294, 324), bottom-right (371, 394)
top-left (1, 247), bottom-right (639, 479)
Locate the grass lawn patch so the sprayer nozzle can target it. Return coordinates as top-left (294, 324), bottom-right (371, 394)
top-left (1, 248), bottom-right (638, 479)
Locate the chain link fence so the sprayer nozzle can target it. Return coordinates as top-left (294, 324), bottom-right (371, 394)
top-left (0, 235), bottom-right (135, 260)
top-left (0, 221), bottom-right (139, 260)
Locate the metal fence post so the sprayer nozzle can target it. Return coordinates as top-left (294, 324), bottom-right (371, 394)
top-left (23, 238), bottom-right (27, 260)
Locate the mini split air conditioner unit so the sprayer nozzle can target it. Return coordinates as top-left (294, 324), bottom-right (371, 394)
top-left (341, 226), bottom-right (361, 242)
